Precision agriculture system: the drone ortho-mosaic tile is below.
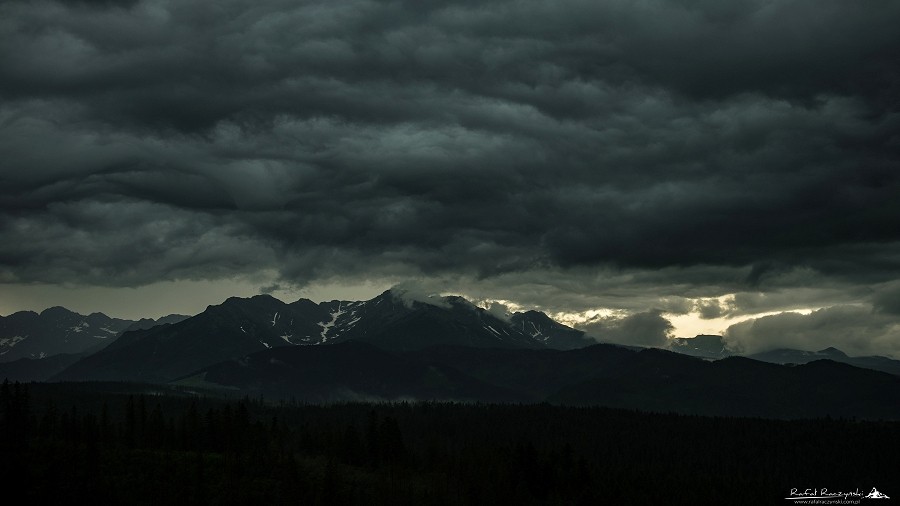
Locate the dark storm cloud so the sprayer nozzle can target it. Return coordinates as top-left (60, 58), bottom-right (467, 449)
top-left (872, 281), bottom-right (900, 316)
top-left (0, 198), bottom-right (275, 285)
top-left (694, 299), bottom-right (725, 319)
top-left (580, 310), bottom-right (674, 347)
top-left (1, 0), bottom-right (899, 346)
top-left (724, 305), bottom-right (900, 357)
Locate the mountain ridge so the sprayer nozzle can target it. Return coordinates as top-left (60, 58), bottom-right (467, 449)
top-left (8, 290), bottom-right (899, 419)
top-left (748, 347), bottom-right (900, 376)
top-left (667, 335), bottom-right (900, 376)
top-left (167, 340), bottom-right (900, 419)
top-left (54, 290), bottom-right (580, 383)
top-left (48, 292), bottom-right (900, 383)
top-left (1, 307), bottom-right (135, 363)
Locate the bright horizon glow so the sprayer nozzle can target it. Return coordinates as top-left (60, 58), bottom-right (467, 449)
top-left (665, 308), bottom-right (817, 339)
top-left (548, 308), bottom-right (628, 329)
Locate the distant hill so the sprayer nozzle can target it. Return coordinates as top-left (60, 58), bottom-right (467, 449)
top-left (167, 340), bottom-right (900, 419)
top-left (550, 349), bottom-right (900, 419)
top-left (667, 336), bottom-right (900, 377)
top-left (0, 353), bottom-right (84, 382)
top-left (407, 343), bottom-right (636, 401)
top-left (174, 341), bottom-right (521, 403)
top-left (749, 347), bottom-right (900, 376)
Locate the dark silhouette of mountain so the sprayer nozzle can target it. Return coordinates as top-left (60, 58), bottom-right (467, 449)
top-left (408, 343), bottom-right (636, 401)
top-left (174, 341), bottom-right (522, 402)
top-left (56, 294), bottom-right (297, 383)
top-left (550, 348), bottom-right (900, 419)
top-left (0, 353), bottom-right (83, 382)
top-left (750, 347), bottom-right (900, 376)
top-left (45, 290), bottom-right (900, 419)
top-left (668, 338), bottom-right (900, 377)
top-left (669, 334), bottom-right (732, 359)
top-left (180, 341), bottom-right (634, 403)
top-left (55, 290), bottom-right (548, 383)
top-left (0, 307), bottom-right (136, 362)
top-left (119, 313), bottom-right (191, 334)
top-left (330, 292), bottom-right (545, 351)
top-left (161, 339), bottom-right (900, 419)
top-left (509, 310), bottom-right (593, 350)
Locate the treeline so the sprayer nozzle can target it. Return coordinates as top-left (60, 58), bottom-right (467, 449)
top-left (3, 380), bottom-right (899, 505)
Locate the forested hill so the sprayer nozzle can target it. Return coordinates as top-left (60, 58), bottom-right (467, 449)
top-left (3, 381), bottom-right (899, 505)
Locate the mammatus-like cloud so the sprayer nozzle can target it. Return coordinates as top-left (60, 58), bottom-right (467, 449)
top-left (1, 0), bottom-right (898, 351)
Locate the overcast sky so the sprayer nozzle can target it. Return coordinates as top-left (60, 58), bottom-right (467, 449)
top-left (1, 0), bottom-right (899, 356)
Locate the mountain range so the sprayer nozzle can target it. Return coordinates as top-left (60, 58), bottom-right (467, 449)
top-left (0, 307), bottom-right (189, 362)
top-left (671, 334), bottom-right (900, 376)
top-left (748, 346), bottom-right (900, 376)
top-left (3, 289), bottom-right (900, 419)
top-left (55, 290), bottom-right (581, 383)
top-left (0, 309), bottom-right (188, 381)
top-left (0, 307), bottom-right (132, 362)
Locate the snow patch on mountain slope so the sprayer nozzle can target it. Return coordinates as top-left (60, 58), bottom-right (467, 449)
top-left (0, 336), bottom-right (26, 347)
top-left (69, 322), bottom-right (89, 333)
top-left (319, 303), bottom-right (347, 341)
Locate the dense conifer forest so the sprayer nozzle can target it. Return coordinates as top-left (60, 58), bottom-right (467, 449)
top-left (3, 380), bottom-right (898, 505)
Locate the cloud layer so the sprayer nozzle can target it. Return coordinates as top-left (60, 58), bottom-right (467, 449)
top-left (1, 0), bottom-right (899, 353)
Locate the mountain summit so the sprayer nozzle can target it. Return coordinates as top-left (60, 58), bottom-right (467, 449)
top-left (509, 310), bottom-right (592, 350)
